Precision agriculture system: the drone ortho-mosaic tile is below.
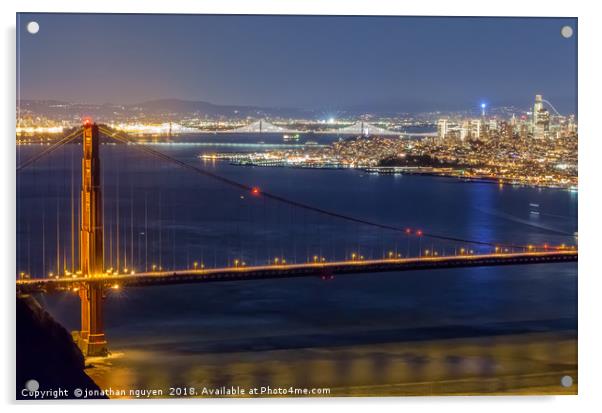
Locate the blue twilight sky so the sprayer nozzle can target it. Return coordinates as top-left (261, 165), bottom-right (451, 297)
top-left (17, 14), bottom-right (577, 113)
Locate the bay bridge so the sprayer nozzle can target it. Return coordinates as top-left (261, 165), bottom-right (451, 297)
top-left (16, 121), bottom-right (577, 357)
top-left (225, 119), bottom-right (429, 136)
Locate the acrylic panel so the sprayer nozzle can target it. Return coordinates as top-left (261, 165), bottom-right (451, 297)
top-left (16, 13), bottom-right (578, 399)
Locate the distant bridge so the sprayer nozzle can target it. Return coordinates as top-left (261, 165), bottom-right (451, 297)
top-left (143, 141), bottom-right (327, 149)
top-left (222, 119), bottom-right (409, 137)
top-left (226, 119), bottom-right (298, 133)
top-left (542, 99), bottom-right (562, 116)
top-left (334, 121), bottom-right (400, 136)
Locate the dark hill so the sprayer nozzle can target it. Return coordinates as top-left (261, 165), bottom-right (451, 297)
top-left (16, 296), bottom-right (106, 400)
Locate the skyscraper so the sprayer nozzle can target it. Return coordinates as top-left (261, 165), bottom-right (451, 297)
top-left (533, 94), bottom-right (550, 139)
top-left (437, 119), bottom-right (448, 142)
top-left (470, 119), bottom-right (481, 140)
top-left (533, 94), bottom-right (544, 125)
top-left (460, 122), bottom-right (469, 142)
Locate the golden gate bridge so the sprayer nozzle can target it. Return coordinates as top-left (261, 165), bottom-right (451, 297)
top-left (16, 121), bottom-right (577, 356)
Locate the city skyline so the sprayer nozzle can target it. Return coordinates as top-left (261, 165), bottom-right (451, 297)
top-left (17, 14), bottom-right (577, 113)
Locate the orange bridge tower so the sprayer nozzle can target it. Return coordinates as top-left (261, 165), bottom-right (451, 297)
top-left (78, 121), bottom-right (108, 356)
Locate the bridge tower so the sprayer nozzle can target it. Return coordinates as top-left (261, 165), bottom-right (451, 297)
top-left (77, 121), bottom-right (108, 357)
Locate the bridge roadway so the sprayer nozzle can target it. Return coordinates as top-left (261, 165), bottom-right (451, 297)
top-left (211, 130), bottom-right (435, 137)
top-left (16, 251), bottom-right (577, 295)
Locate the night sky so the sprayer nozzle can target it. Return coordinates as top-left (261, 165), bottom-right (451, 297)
top-left (17, 14), bottom-right (577, 113)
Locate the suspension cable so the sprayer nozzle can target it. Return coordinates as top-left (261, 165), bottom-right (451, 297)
top-left (100, 126), bottom-right (550, 250)
top-left (16, 128), bottom-right (83, 171)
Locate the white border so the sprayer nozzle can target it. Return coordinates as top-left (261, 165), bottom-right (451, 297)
top-left (2, 1), bottom-right (601, 412)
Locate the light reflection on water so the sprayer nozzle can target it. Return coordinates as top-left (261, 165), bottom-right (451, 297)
top-left (86, 332), bottom-right (576, 397)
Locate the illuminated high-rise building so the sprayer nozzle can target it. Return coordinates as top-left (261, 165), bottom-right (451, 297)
top-left (520, 123), bottom-right (529, 140)
top-left (499, 121), bottom-right (514, 141)
top-left (532, 94), bottom-right (550, 139)
top-left (437, 119), bottom-right (448, 142)
top-left (567, 115), bottom-right (577, 133)
top-left (533, 94), bottom-right (544, 125)
top-left (459, 123), bottom-right (469, 142)
top-left (470, 119), bottom-right (481, 140)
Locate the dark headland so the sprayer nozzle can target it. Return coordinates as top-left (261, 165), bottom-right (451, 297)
top-left (16, 296), bottom-right (107, 400)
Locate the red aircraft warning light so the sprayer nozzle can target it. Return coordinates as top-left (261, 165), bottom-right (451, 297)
top-left (251, 187), bottom-right (261, 196)
top-left (416, 230), bottom-right (423, 236)
top-left (405, 228), bottom-right (412, 234)
top-left (83, 117), bottom-right (93, 126)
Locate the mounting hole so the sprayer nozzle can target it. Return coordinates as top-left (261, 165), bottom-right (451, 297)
top-left (26, 21), bottom-right (40, 34)
top-left (25, 379), bottom-right (39, 391)
top-left (560, 375), bottom-right (573, 387)
top-left (561, 25), bottom-right (573, 39)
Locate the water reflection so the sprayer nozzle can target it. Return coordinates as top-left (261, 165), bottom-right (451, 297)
top-left (87, 332), bottom-right (576, 397)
